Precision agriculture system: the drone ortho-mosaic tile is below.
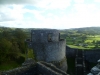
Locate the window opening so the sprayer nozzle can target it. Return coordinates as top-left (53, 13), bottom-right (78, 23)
top-left (48, 33), bottom-right (52, 42)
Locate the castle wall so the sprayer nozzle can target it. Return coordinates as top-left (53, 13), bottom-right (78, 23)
top-left (32, 43), bottom-right (46, 61)
top-left (1, 64), bottom-right (36, 75)
top-left (31, 29), bottom-right (60, 43)
top-left (37, 62), bottom-right (67, 75)
top-left (45, 40), bottom-right (66, 62)
top-left (1, 62), bottom-right (67, 75)
top-left (66, 47), bottom-right (100, 63)
top-left (32, 40), bottom-right (66, 62)
top-left (66, 46), bottom-right (76, 57)
top-left (84, 50), bottom-right (100, 63)
top-left (29, 29), bottom-right (68, 72)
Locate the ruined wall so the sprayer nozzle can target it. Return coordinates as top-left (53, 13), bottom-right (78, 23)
top-left (32, 38), bottom-right (67, 71)
top-left (31, 29), bottom-right (66, 62)
top-left (29, 29), bottom-right (67, 71)
top-left (37, 62), bottom-right (67, 75)
top-left (44, 40), bottom-right (67, 71)
top-left (66, 46), bottom-right (76, 57)
top-left (1, 64), bottom-right (36, 75)
top-left (66, 47), bottom-right (100, 63)
top-left (44, 40), bottom-right (66, 62)
top-left (84, 50), bottom-right (100, 63)
top-left (32, 40), bottom-right (66, 62)
top-left (0, 62), bottom-right (67, 75)
top-left (32, 43), bottom-right (46, 61)
top-left (31, 29), bottom-right (60, 43)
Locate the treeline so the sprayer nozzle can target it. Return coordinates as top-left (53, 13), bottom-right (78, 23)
top-left (60, 27), bottom-right (100, 40)
top-left (0, 27), bottom-right (27, 64)
top-left (60, 27), bottom-right (100, 36)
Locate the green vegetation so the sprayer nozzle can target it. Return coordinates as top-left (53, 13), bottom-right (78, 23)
top-left (0, 26), bottom-right (100, 71)
top-left (0, 61), bottom-right (20, 70)
top-left (27, 49), bottom-right (35, 59)
top-left (68, 45), bottom-right (90, 49)
top-left (60, 27), bottom-right (100, 49)
top-left (0, 27), bottom-right (34, 71)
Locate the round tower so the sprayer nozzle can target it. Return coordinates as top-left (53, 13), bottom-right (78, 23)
top-left (28, 29), bottom-right (67, 71)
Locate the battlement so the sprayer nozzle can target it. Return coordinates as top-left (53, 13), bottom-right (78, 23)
top-left (31, 29), bottom-right (60, 43)
top-left (26, 29), bottom-right (67, 72)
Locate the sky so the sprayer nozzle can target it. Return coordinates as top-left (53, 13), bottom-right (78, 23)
top-left (0, 0), bottom-right (100, 29)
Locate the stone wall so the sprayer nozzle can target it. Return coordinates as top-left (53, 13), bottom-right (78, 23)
top-left (1, 64), bottom-right (36, 75)
top-left (66, 46), bottom-right (100, 63)
top-left (32, 43), bottom-right (46, 61)
top-left (48, 57), bottom-right (68, 72)
top-left (37, 62), bottom-right (67, 75)
top-left (45, 40), bottom-right (66, 62)
top-left (66, 46), bottom-right (76, 58)
top-left (31, 29), bottom-right (60, 43)
top-left (29, 29), bottom-right (67, 71)
top-left (84, 50), bottom-right (100, 63)
top-left (32, 40), bottom-right (66, 62)
top-left (32, 39), bottom-right (67, 71)
top-left (0, 62), bottom-right (67, 75)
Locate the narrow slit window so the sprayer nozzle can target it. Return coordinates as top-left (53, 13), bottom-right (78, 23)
top-left (48, 33), bottom-right (52, 42)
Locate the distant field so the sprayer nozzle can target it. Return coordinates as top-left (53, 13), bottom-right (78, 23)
top-left (66, 35), bottom-right (100, 49)
top-left (87, 37), bottom-right (100, 41)
top-left (87, 35), bottom-right (100, 37)
top-left (85, 35), bottom-right (100, 43)
top-left (67, 45), bottom-right (91, 49)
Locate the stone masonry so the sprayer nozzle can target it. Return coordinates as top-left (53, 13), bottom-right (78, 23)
top-left (26, 29), bottom-right (67, 72)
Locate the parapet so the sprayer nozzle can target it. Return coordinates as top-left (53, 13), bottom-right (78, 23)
top-left (31, 29), bottom-right (60, 43)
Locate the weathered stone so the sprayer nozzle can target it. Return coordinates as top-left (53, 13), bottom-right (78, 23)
top-left (87, 59), bottom-right (100, 75)
top-left (87, 73), bottom-right (93, 75)
top-left (1, 29), bottom-right (68, 75)
top-left (27, 29), bottom-right (67, 72)
top-left (91, 66), bottom-right (100, 75)
top-left (22, 58), bottom-right (35, 66)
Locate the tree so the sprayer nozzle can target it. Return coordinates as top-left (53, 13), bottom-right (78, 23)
top-left (1, 31), bottom-right (12, 40)
top-left (14, 29), bottom-right (27, 41)
top-left (0, 38), bottom-right (12, 63)
top-left (13, 29), bottom-right (27, 54)
top-left (0, 27), bottom-right (29, 65)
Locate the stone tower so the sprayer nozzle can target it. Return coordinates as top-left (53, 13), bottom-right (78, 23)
top-left (27, 29), bottom-right (67, 72)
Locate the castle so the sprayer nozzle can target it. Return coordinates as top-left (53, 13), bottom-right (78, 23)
top-left (0, 29), bottom-right (68, 75)
top-left (1, 29), bottom-right (100, 75)
top-left (28, 29), bottom-right (67, 71)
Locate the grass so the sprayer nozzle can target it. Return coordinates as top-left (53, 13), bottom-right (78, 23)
top-left (0, 61), bottom-right (21, 71)
top-left (68, 45), bottom-right (91, 49)
top-left (86, 36), bottom-right (100, 41)
top-left (87, 35), bottom-right (100, 37)
top-left (66, 34), bottom-right (100, 49)
top-left (85, 40), bottom-right (93, 43)
top-left (0, 49), bottom-right (35, 71)
top-left (27, 49), bottom-right (35, 59)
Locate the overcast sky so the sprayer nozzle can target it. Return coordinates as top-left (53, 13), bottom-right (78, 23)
top-left (0, 0), bottom-right (100, 29)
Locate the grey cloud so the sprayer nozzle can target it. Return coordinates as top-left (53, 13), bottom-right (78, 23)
top-left (0, 0), bottom-right (38, 5)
